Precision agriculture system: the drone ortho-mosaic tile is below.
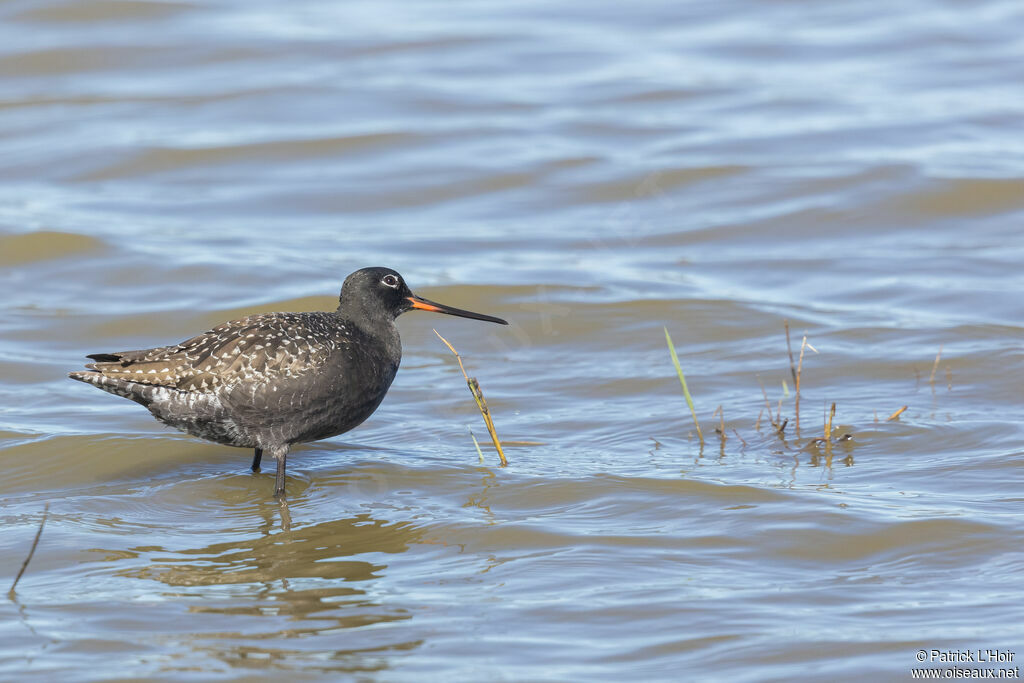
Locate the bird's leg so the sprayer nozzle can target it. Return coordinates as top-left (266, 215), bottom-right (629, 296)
top-left (251, 448), bottom-right (263, 472)
top-left (272, 446), bottom-right (289, 498)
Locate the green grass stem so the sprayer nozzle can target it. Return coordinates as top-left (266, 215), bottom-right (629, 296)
top-left (664, 327), bottom-right (704, 447)
top-left (468, 428), bottom-right (485, 464)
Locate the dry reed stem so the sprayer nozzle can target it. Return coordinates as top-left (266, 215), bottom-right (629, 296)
top-left (784, 320), bottom-right (797, 387)
top-left (757, 376), bottom-right (777, 429)
top-left (824, 402), bottom-right (836, 456)
top-left (9, 503), bottom-right (49, 597)
top-left (794, 335), bottom-right (817, 437)
top-left (713, 405), bottom-right (727, 445)
top-left (732, 429), bottom-right (748, 447)
top-left (929, 345), bottom-right (943, 385)
top-left (795, 335), bottom-right (806, 434)
top-left (886, 405), bottom-right (908, 421)
top-left (434, 330), bottom-right (507, 467)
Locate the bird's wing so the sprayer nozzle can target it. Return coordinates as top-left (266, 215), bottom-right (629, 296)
top-left (82, 313), bottom-right (339, 392)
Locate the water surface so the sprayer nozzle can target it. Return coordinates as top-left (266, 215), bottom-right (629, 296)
top-left (2, 0), bottom-right (1024, 680)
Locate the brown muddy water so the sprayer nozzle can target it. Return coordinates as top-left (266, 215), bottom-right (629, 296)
top-left (2, 1), bottom-right (1024, 681)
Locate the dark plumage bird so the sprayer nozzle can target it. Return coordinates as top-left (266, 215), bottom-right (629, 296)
top-left (69, 267), bottom-right (508, 497)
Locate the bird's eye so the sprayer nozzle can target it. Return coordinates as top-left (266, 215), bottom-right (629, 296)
top-left (381, 274), bottom-right (400, 288)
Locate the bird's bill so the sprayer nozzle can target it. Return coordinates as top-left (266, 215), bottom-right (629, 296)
top-left (407, 295), bottom-right (508, 325)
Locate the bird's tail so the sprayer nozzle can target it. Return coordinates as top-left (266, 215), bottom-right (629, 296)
top-left (68, 371), bottom-right (163, 406)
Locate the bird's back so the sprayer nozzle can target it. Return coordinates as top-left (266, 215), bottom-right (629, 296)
top-left (69, 311), bottom-right (402, 448)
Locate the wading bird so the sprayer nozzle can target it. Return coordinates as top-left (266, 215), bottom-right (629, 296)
top-left (69, 267), bottom-right (508, 497)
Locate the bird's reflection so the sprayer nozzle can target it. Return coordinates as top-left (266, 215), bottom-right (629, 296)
top-left (116, 510), bottom-right (426, 673)
top-left (275, 496), bottom-right (291, 532)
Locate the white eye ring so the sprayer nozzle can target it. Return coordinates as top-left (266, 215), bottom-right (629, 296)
top-left (382, 274), bottom-right (400, 288)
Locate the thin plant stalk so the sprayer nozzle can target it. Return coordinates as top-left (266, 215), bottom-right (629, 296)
top-left (468, 428), bottom-right (485, 464)
top-left (929, 345), bottom-right (943, 385)
top-left (664, 327), bottom-right (704, 447)
top-left (795, 335), bottom-right (806, 436)
top-left (794, 335), bottom-right (817, 437)
top-left (757, 375), bottom-right (777, 429)
top-left (9, 503), bottom-right (49, 597)
top-left (713, 405), bottom-right (726, 446)
top-left (784, 320), bottom-right (797, 387)
top-left (824, 402), bottom-right (836, 456)
top-left (434, 330), bottom-right (507, 467)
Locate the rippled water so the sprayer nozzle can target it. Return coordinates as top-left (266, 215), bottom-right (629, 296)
top-left (2, 0), bottom-right (1024, 680)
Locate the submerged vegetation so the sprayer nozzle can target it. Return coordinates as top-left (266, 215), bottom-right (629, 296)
top-left (664, 321), bottom-right (948, 463)
top-left (436, 318), bottom-right (946, 471)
